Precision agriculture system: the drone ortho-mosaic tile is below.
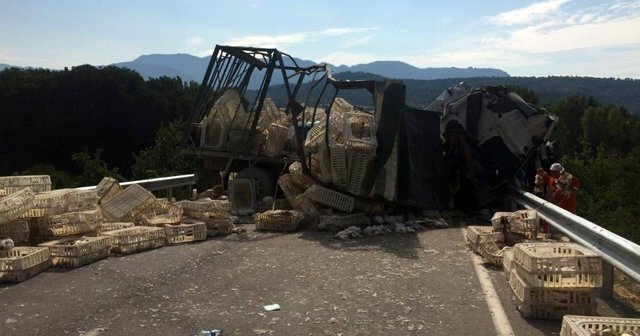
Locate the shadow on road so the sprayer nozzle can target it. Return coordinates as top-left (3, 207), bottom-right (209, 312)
top-left (296, 229), bottom-right (424, 260)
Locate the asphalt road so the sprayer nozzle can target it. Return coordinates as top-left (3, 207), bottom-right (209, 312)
top-left (1, 224), bottom-right (637, 336)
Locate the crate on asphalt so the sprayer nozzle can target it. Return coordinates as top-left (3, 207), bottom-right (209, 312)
top-left (255, 210), bottom-right (304, 232)
top-left (277, 174), bottom-right (305, 205)
top-left (0, 219), bottom-right (30, 245)
top-left (0, 175), bottom-right (51, 196)
top-left (509, 268), bottom-right (597, 319)
top-left (100, 226), bottom-right (165, 255)
top-left (176, 199), bottom-right (231, 213)
top-left (164, 222), bottom-right (207, 244)
top-left (39, 236), bottom-right (110, 268)
top-left (513, 242), bottom-right (602, 288)
top-left (491, 211), bottom-right (513, 231)
top-left (465, 226), bottom-right (504, 254)
top-left (198, 217), bottom-right (234, 237)
top-left (0, 246), bottom-right (51, 283)
top-left (307, 185), bottom-right (354, 212)
top-left (96, 177), bottom-right (122, 204)
top-left (507, 210), bottom-right (540, 238)
top-left (560, 315), bottom-right (640, 336)
top-left (0, 188), bottom-right (36, 224)
top-left (479, 238), bottom-right (505, 267)
top-left (100, 184), bottom-right (156, 222)
top-left (255, 198), bottom-right (291, 213)
top-left (291, 191), bottom-right (321, 217)
top-left (141, 200), bottom-right (183, 225)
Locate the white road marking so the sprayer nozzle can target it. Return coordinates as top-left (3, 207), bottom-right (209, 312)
top-left (461, 228), bottom-right (515, 336)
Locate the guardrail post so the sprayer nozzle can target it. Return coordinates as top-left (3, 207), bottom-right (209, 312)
top-left (167, 188), bottom-right (173, 202)
top-left (600, 261), bottom-right (614, 299)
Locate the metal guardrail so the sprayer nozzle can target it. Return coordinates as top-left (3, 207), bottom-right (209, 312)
top-left (77, 174), bottom-right (196, 199)
top-left (510, 188), bottom-right (640, 298)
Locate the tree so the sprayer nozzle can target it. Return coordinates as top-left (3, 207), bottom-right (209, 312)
top-left (72, 149), bottom-right (124, 187)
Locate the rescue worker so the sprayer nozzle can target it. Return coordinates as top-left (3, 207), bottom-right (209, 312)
top-left (536, 163), bottom-right (581, 232)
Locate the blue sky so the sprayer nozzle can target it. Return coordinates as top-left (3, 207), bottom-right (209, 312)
top-left (1, 0), bottom-right (639, 78)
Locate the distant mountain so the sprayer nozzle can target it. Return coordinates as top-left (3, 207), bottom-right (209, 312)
top-left (260, 72), bottom-right (640, 116)
top-left (110, 53), bottom-right (510, 85)
top-left (0, 63), bottom-right (12, 71)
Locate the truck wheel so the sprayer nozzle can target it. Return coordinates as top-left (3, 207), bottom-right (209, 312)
top-left (236, 167), bottom-right (275, 200)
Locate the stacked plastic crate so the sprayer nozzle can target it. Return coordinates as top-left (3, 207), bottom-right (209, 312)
top-left (560, 315), bottom-right (640, 336)
top-left (176, 199), bottom-right (233, 237)
top-left (38, 236), bottom-right (111, 268)
top-left (509, 242), bottom-right (602, 319)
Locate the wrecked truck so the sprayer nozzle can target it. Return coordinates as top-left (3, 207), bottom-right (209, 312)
top-left (183, 45), bottom-right (555, 212)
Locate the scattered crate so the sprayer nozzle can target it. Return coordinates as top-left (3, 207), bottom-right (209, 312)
top-left (509, 268), bottom-right (597, 319)
top-left (491, 211), bottom-right (512, 231)
top-left (100, 226), bottom-right (165, 255)
top-left (0, 188), bottom-right (36, 224)
top-left (196, 217), bottom-right (233, 237)
top-left (291, 192), bottom-right (321, 217)
top-left (507, 210), bottom-right (540, 238)
top-left (36, 210), bottom-right (103, 237)
top-left (307, 185), bottom-right (354, 212)
top-left (229, 179), bottom-right (255, 213)
top-left (343, 112), bottom-right (377, 151)
top-left (39, 236), bottom-right (110, 268)
top-left (255, 210), bottom-right (304, 232)
top-left (288, 161), bottom-right (303, 175)
top-left (479, 238), bottom-right (505, 267)
top-left (0, 175), bottom-right (51, 196)
top-left (0, 247), bottom-right (51, 283)
top-left (96, 177), bottom-right (122, 204)
top-left (100, 184), bottom-right (156, 221)
top-left (465, 226), bottom-right (504, 254)
top-left (277, 174), bottom-right (305, 204)
top-left (164, 222), bottom-right (207, 244)
top-left (176, 199), bottom-right (231, 213)
top-left (513, 242), bottom-right (602, 288)
top-left (560, 315), bottom-right (640, 336)
top-left (98, 222), bottom-right (134, 233)
top-left (263, 124), bottom-right (289, 157)
top-left (329, 142), bottom-right (348, 188)
top-left (0, 220), bottom-right (30, 245)
top-left (227, 128), bottom-right (248, 152)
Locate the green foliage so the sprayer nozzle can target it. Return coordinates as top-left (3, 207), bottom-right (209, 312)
top-left (72, 148), bottom-right (124, 187)
top-left (506, 84), bottom-right (539, 105)
top-left (132, 118), bottom-right (197, 179)
top-left (20, 164), bottom-right (74, 189)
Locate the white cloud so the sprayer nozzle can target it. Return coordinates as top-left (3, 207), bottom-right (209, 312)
top-left (186, 36), bottom-right (205, 47)
top-left (343, 35), bottom-right (374, 48)
top-left (224, 27), bottom-right (378, 48)
top-left (320, 51), bottom-right (378, 66)
top-left (488, 0), bottom-right (571, 25)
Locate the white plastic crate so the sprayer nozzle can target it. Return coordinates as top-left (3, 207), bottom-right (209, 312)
top-left (176, 199), bottom-right (231, 213)
top-left (39, 236), bottom-right (110, 268)
top-left (343, 112), bottom-right (377, 152)
top-left (288, 161), bottom-right (303, 175)
top-left (465, 226), bottom-right (504, 254)
top-left (479, 239), bottom-right (505, 267)
top-left (196, 217), bottom-right (233, 237)
top-left (36, 210), bottom-right (103, 237)
top-left (100, 226), bottom-right (165, 255)
top-left (347, 152), bottom-right (375, 196)
top-left (100, 184), bottom-right (156, 221)
top-left (491, 211), bottom-right (512, 231)
top-left (255, 198), bottom-right (291, 212)
top-left (0, 175), bottom-right (51, 196)
top-left (513, 242), bottom-right (602, 288)
top-left (164, 222), bottom-right (207, 244)
top-left (255, 210), bottom-right (304, 232)
top-left (229, 179), bottom-right (255, 212)
top-left (277, 174), bottom-right (305, 204)
top-left (307, 185), bottom-right (354, 212)
top-left (509, 268), bottom-right (597, 320)
top-left (329, 142), bottom-right (348, 188)
top-left (263, 124), bottom-right (289, 157)
top-left (0, 220), bottom-right (30, 244)
top-left (0, 188), bottom-right (36, 224)
top-left (0, 247), bottom-right (51, 283)
top-left (507, 210), bottom-right (540, 238)
top-left (560, 315), bottom-right (640, 336)
top-left (291, 191), bottom-right (321, 217)
top-left (98, 222), bottom-right (134, 233)
top-left (96, 177), bottom-right (122, 204)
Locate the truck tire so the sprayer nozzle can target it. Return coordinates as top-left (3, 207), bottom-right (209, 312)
top-left (236, 167), bottom-right (275, 200)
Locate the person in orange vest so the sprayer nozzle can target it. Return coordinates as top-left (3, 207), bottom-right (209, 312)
top-left (535, 163), bottom-right (581, 232)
